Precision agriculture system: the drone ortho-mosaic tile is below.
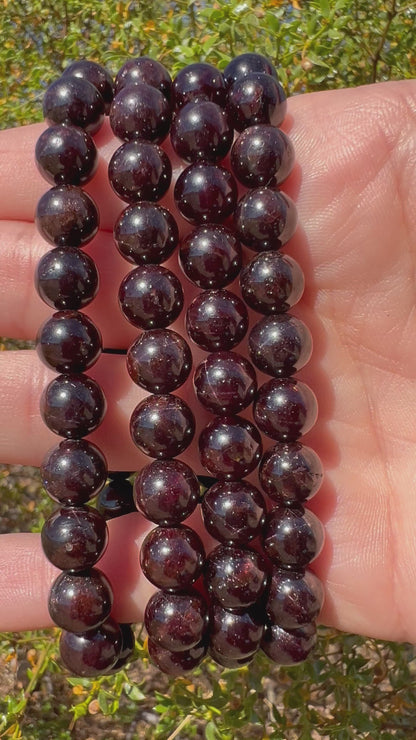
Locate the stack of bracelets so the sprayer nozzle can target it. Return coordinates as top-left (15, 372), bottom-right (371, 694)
top-left (34, 53), bottom-right (325, 677)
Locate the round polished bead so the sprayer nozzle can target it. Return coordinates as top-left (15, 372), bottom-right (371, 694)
top-left (114, 202), bottom-right (178, 265)
top-left (261, 621), bottom-right (317, 665)
top-left (148, 638), bottom-right (207, 676)
top-left (41, 439), bottom-right (107, 506)
top-left (231, 124), bottom-right (295, 188)
top-left (119, 265), bottom-right (183, 330)
top-left (205, 544), bottom-right (269, 609)
top-left (266, 567), bottom-right (324, 629)
top-left (248, 314), bottom-right (312, 377)
top-left (179, 224), bottom-right (242, 289)
top-left (170, 101), bottom-right (233, 163)
top-left (145, 590), bottom-right (208, 651)
top-left (35, 124), bottom-right (98, 186)
top-left (49, 567), bottom-right (113, 632)
top-left (96, 475), bottom-right (136, 519)
top-left (223, 53), bottom-right (278, 87)
top-left (234, 187), bottom-right (297, 251)
top-left (40, 373), bottom-right (106, 439)
top-left (210, 603), bottom-right (264, 660)
top-left (43, 76), bottom-right (105, 135)
top-left (135, 459), bottom-right (200, 525)
top-left (209, 647), bottom-right (254, 669)
top-left (130, 394), bottom-right (195, 459)
top-left (174, 163), bottom-right (237, 224)
top-left (226, 72), bottom-right (287, 131)
top-left (109, 82), bottom-right (172, 143)
top-left (186, 289), bottom-right (248, 351)
top-left (254, 378), bottom-right (318, 442)
top-left (107, 623), bottom-right (135, 673)
top-left (140, 525), bottom-right (205, 590)
top-left (36, 310), bottom-right (102, 373)
top-left (114, 56), bottom-right (172, 100)
top-left (59, 618), bottom-right (122, 677)
top-left (62, 60), bottom-right (114, 113)
top-left (127, 329), bottom-right (192, 393)
top-left (263, 506), bottom-right (325, 568)
top-left (194, 351), bottom-right (257, 414)
top-left (35, 185), bottom-right (99, 247)
top-left (240, 251), bottom-right (304, 314)
top-left (41, 505), bottom-right (108, 571)
top-left (199, 416), bottom-right (262, 480)
top-left (201, 480), bottom-right (266, 543)
top-left (35, 247), bottom-right (99, 310)
top-left (172, 62), bottom-right (226, 108)
top-left (108, 141), bottom-right (172, 203)
top-left (259, 443), bottom-right (324, 505)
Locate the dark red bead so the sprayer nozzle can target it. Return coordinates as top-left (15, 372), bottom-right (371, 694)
top-left (144, 590), bottom-right (208, 651)
top-left (194, 351), bottom-right (257, 414)
top-left (223, 53), bottom-right (279, 88)
top-left (179, 224), bottom-right (242, 289)
top-left (62, 60), bottom-right (114, 114)
top-left (127, 329), bottom-right (192, 393)
top-left (226, 72), bottom-right (287, 131)
top-left (43, 76), bottom-right (105, 135)
top-left (107, 623), bottom-right (135, 673)
top-left (231, 124), bottom-right (295, 188)
top-left (114, 57), bottom-right (172, 101)
top-left (170, 101), bottom-right (233, 163)
top-left (259, 443), bottom-right (324, 505)
top-left (172, 62), bottom-right (226, 108)
top-left (35, 247), bottom-right (99, 310)
top-left (35, 185), bottom-right (99, 248)
top-left (114, 202), bottom-right (178, 265)
top-left (35, 124), bottom-right (98, 186)
top-left (59, 618), bottom-right (122, 677)
top-left (41, 505), bottom-right (108, 571)
top-left (119, 265), bottom-right (183, 330)
top-left (108, 141), bottom-right (172, 203)
top-left (48, 567), bottom-right (113, 632)
top-left (253, 378), bottom-right (318, 442)
top-left (261, 621), bottom-right (317, 665)
top-left (240, 251), bottom-right (304, 314)
top-left (40, 373), bottom-right (106, 439)
top-left (204, 544), bottom-right (269, 609)
top-left (209, 647), bottom-right (254, 669)
top-left (266, 567), bottom-right (324, 629)
top-left (199, 416), bottom-right (262, 480)
top-left (36, 310), bottom-right (102, 373)
top-left (248, 314), bottom-right (312, 377)
top-left (186, 289), bottom-right (248, 351)
top-left (135, 459), bottom-right (200, 525)
top-left (140, 525), bottom-right (205, 590)
top-left (234, 187), bottom-right (297, 252)
top-left (263, 505), bottom-right (325, 568)
top-left (109, 83), bottom-right (172, 143)
top-left (210, 603), bottom-right (264, 660)
top-left (130, 394), bottom-right (195, 459)
top-left (40, 439), bottom-right (107, 506)
top-left (201, 480), bottom-right (266, 543)
top-left (148, 638), bottom-right (207, 676)
top-left (96, 477), bottom-right (136, 519)
top-left (174, 163), bottom-right (237, 225)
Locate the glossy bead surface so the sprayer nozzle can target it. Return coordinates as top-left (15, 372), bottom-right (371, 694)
top-left (41, 505), bottom-right (108, 570)
top-left (205, 544), bottom-right (269, 609)
top-left (179, 224), bottom-right (242, 289)
top-left (145, 590), bottom-right (208, 651)
top-left (186, 289), bottom-right (248, 351)
top-left (59, 618), bottom-right (122, 677)
top-left (114, 57), bottom-right (172, 100)
top-left (210, 603), bottom-right (264, 660)
top-left (261, 621), bottom-right (317, 665)
top-left (127, 329), bottom-right (192, 393)
top-left (43, 76), bottom-right (105, 135)
top-left (226, 72), bottom-right (286, 131)
top-left (194, 351), bottom-right (257, 414)
top-left (266, 567), bottom-right (324, 629)
top-left (148, 638), bottom-right (207, 676)
top-left (201, 480), bottom-right (266, 543)
top-left (172, 62), bottom-right (226, 108)
top-left (109, 82), bottom-right (172, 143)
top-left (35, 124), bottom-right (98, 185)
top-left (96, 477), bottom-right (136, 519)
top-left (40, 373), bottom-right (106, 439)
top-left (35, 247), bottom-right (99, 310)
top-left (135, 459), bottom-right (200, 525)
top-left (108, 141), bottom-right (171, 203)
top-left (130, 395), bottom-right (195, 459)
top-left (263, 506), bottom-right (325, 568)
top-left (170, 101), bottom-right (233, 162)
top-left (107, 623), bottom-right (135, 673)
top-left (253, 378), bottom-right (318, 441)
top-left (41, 439), bottom-right (107, 506)
top-left (119, 265), bottom-right (183, 330)
top-left (36, 310), bottom-right (102, 373)
top-left (114, 202), bottom-right (178, 265)
top-left (234, 188), bottom-right (297, 251)
top-left (35, 185), bottom-right (99, 247)
top-left (49, 567), bottom-right (113, 632)
top-left (231, 124), bottom-right (295, 188)
top-left (223, 53), bottom-right (278, 87)
top-left (62, 60), bottom-right (114, 113)
top-left (240, 251), bottom-right (304, 314)
top-left (209, 647), bottom-right (254, 669)
top-left (248, 314), bottom-right (312, 377)
top-left (199, 416), bottom-right (262, 480)
top-left (140, 525), bottom-right (205, 590)
top-left (259, 443), bottom-right (324, 505)
top-left (174, 163), bottom-right (237, 224)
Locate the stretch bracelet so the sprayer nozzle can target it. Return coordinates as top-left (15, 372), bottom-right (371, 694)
top-left (34, 54), bottom-right (325, 678)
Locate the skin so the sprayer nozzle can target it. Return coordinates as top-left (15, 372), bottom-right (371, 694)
top-left (0, 80), bottom-right (415, 645)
